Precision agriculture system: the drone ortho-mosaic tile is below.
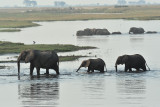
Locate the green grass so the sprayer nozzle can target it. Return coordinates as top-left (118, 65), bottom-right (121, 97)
top-left (0, 20), bottom-right (39, 28)
top-left (0, 41), bottom-right (95, 62)
top-left (59, 55), bottom-right (87, 62)
top-left (0, 55), bottom-right (87, 63)
top-left (0, 41), bottom-right (96, 54)
top-left (0, 28), bottom-right (21, 32)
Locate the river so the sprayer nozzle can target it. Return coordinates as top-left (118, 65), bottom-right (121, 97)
top-left (0, 19), bottom-right (160, 107)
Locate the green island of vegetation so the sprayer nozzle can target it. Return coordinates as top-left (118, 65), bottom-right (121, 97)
top-left (0, 55), bottom-right (87, 64)
top-left (0, 41), bottom-right (96, 62)
top-left (0, 5), bottom-right (160, 30)
top-left (0, 28), bottom-right (21, 32)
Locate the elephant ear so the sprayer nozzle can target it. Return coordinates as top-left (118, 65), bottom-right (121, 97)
top-left (122, 55), bottom-right (129, 64)
top-left (25, 50), bottom-right (34, 63)
top-left (84, 60), bottom-right (90, 67)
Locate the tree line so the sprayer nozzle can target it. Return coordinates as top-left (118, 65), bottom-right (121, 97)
top-left (23, 0), bottom-right (67, 7)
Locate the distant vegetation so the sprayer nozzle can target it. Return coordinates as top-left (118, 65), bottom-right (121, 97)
top-left (0, 21), bottom-right (39, 28)
top-left (0, 29), bottom-right (21, 32)
top-left (0, 41), bottom-right (95, 54)
top-left (0, 55), bottom-right (87, 63)
top-left (54, 1), bottom-right (67, 7)
top-left (0, 5), bottom-right (160, 29)
top-left (23, 0), bottom-right (37, 7)
top-left (59, 55), bottom-right (87, 62)
top-left (0, 41), bottom-right (95, 62)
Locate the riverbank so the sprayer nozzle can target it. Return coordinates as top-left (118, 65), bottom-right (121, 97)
top-left (0, 41), bottom-right (95, 62)
top-left (0, 21), bottom-right (39, 28)
top-left (0, 5), bottom-right (160, 29)
top-left (0, 28), bottom-right (21, 32)
top-left (0, 55), bottom-right (87, 64)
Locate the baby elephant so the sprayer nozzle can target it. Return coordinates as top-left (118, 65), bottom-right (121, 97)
top-left (76, 58), bottom-right (107, 73)
top-left (115, 54), bottom-right (150, 72)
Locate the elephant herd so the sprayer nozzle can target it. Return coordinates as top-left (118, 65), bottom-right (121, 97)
top-left (76, 27), bottom-right (158, 36)
top-left (17, 50), bottom-right (150, 76)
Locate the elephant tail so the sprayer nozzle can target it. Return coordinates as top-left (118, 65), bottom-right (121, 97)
top-left (104, 64), bottom-right (107, 72)
top-left (146, 63), bottom-right (150, 71)
top-left (57, 59), bottom-right (59, 67)
top-left (56, 57), bottom-right (59, 72)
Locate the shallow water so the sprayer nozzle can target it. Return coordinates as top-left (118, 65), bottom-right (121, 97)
top-left (0, 20), bottom-right (160, 107)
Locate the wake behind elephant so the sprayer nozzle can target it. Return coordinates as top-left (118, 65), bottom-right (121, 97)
top-left (17, 50), bottom-right (59, 76)
top-left (76, 58), bottom-right (107, 73)
top-left (115, 54), bottom-right (150, 72)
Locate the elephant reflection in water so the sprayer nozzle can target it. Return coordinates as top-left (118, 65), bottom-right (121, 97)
top-left (116, 77), bottom-right (146, 105)
top-left (82, 77), bottom-right (106, 105)
top-left (18, 82), bottom-right (59, 106)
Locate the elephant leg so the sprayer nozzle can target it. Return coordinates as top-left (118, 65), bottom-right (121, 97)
top-left (36, 67), bottom-right (40, 75)
top-left (30, 64), bottom-right (34, 76)
top-left (46, 69), bottom-right (49, 75)
top-left (125, 64), bottom-right (130, 72)
top-left (100, 67), bottom-right (104, 73)
top-left (56, 69), bottom-right (59, 75)
top-left (87, 67), bottom-right (91, 72)
top-left (142, 65), bottom-right (147, 71)
top-left (136, 68), bottom-right (139, 72)
top-left (54, 64), bottom-right (59, 75)
top-left (91, 69), bottom-right (94, 72)
top-left (124, 66), bottom-right (128, 72)
top-left (129, 68), bottom-right (132, 72)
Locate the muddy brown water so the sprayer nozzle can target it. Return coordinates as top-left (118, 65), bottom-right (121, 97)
top-left (0, 20), bottom-right (160, 107)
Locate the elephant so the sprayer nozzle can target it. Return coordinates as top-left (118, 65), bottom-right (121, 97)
top-left (112, 32), bottom-right (122, 35)
top-left (115, 54), bottom-right (150, 72)
top-left (76, 58), bottom-right (107, 73)
top-left (95, 29), bottom-right (110, 35)
top-left (76, 28), bottom-right (110, 36)
top-left (146, 31), bottom-right (157, 34)
top-left (129, 27), bottom-right (145, 34)
top-left (17, 50), bottom-right (59, 76)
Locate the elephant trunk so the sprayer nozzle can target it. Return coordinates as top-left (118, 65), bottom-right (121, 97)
top-left (115, 63), bottom-right (118, 72)
top-left (76, 65), bottom-right (82, 72)
top-left (17, 55), bottom-right (21, 75)
top-left (17, 61), bottom-right (20, 75)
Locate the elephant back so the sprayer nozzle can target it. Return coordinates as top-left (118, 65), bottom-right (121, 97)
top-left (130, 54), bottom-right (146, 66)
top-left (90, 58), bottom-right (105, 68)
top-left (134, 54), bottom-right (146, 62)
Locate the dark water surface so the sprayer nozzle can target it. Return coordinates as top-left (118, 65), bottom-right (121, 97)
top-left (0, 20), bottom-right (160, 107)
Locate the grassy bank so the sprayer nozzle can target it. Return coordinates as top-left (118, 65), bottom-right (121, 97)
top-left (0, 41), bottom-right (95, 62)
top-left (0, 28), bottom-right (21, 32)
top-left (0, 5), bottom-right (160, 28)
top-left (0, 41), bottom-right (95, 54)
top-left (0, 55), bottom-right (87, 63)
top-left (59, 55), bottom-right (87, 62)
top-left (0, 20), bottom-right (39, 28)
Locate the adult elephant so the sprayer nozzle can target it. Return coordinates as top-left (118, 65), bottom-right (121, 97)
top-left (76, 58), bottom-right (107, 73)
top-left (76, 28), bottom-right (110, 36)
top-left (115, 54), bottom-right (150, 72)
top-left (129, 27), bottom-right (145, 34)
top-left (17, 50), bottom-right (59, 76)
